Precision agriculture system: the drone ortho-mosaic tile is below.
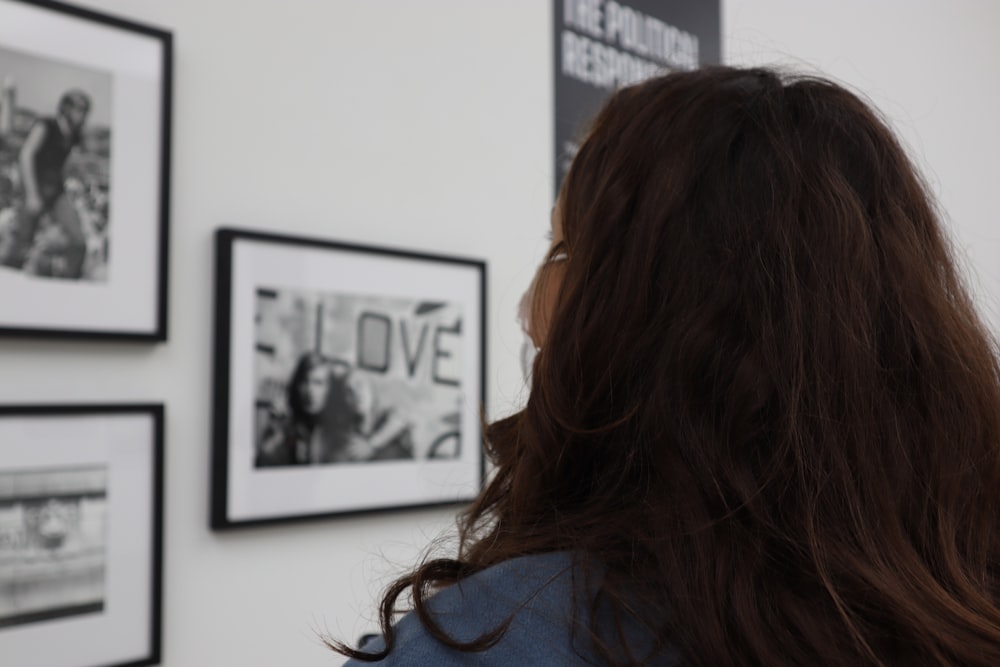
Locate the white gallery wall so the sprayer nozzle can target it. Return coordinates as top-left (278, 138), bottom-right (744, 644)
top-left (1, 1), bottom-right (997, 665)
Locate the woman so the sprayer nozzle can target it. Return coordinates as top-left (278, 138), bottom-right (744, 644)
top-left (340, 370), bottom-right (415, 462)
top-left (335, 67), bottom-right (1000, 665)
top-left (257, 352), bottom-right (357, 466)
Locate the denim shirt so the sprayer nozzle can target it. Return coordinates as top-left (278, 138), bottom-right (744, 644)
top-left (343, 552), bottom-right (677, 666)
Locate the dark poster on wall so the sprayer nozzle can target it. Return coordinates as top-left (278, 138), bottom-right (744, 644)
top-left (554, 0), bottom-right (721, 194)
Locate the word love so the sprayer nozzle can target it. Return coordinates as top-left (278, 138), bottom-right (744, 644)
top-left (357, 311), bottom-right (461, 387)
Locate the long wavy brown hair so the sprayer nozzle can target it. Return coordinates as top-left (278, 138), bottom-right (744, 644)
top-left (334, 66), bottom-right (1000, 665)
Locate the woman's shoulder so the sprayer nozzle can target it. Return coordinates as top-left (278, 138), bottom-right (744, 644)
top-left (344, 552), bottom-right (677, 666)
top-left (345, 552), bottom-right (586, 665)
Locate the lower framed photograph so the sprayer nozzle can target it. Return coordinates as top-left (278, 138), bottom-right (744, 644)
top-left (212, 228), bottom-right (486, 529)
top-left (0, 404), bottom-right (164, 667)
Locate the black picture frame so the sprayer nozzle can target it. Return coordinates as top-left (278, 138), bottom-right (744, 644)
top-left (0, 0), bottom-right (171, 341)
top-left (211, 228), bottom-right (487, 529)
top-left (0, 403), bottom-right (164, 667)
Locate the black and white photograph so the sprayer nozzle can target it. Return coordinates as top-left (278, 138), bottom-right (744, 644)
top-left (254, 287), bottom-right (465, 468)
top-left (0, 0), bottom-right (170, 340)
top-left (0, 466), bottom-right (108, 629)
top-left (212, 229), bottom-right (485, 528)
top-left (0, 404), bottom-right (163, 667)
top-left (553, 0), bottom-right (721, 193)
top-left (0, 44), bottom-right (111, 281)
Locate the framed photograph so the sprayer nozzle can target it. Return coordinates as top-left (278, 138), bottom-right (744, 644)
top-left (0, 404), bottom-right (164, 667)
top-left (212, 228), bottom-right (486, 529)
top-left (0, 0), bottom-right (171, 340)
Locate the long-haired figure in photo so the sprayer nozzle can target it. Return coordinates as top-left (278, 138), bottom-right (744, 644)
top-left (257, 351), bottom-right (356, 466)
top-left (335, 66), bottom-right (1000, 666)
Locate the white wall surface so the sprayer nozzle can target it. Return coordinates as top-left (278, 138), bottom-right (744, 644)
top-left (1, 1), bottom-right (997, 666)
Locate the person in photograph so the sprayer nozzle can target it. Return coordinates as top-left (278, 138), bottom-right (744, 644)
top-left (34, 497), bottom-right (76, 550)
top-left (1, 89), bottom-right (90, 278)
top-left (257, 351), bottom-right (357, 466)
top-left (334, 67), bottom-right (1000, 666)
top-left (341, 370), bottom-right (415, 462)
